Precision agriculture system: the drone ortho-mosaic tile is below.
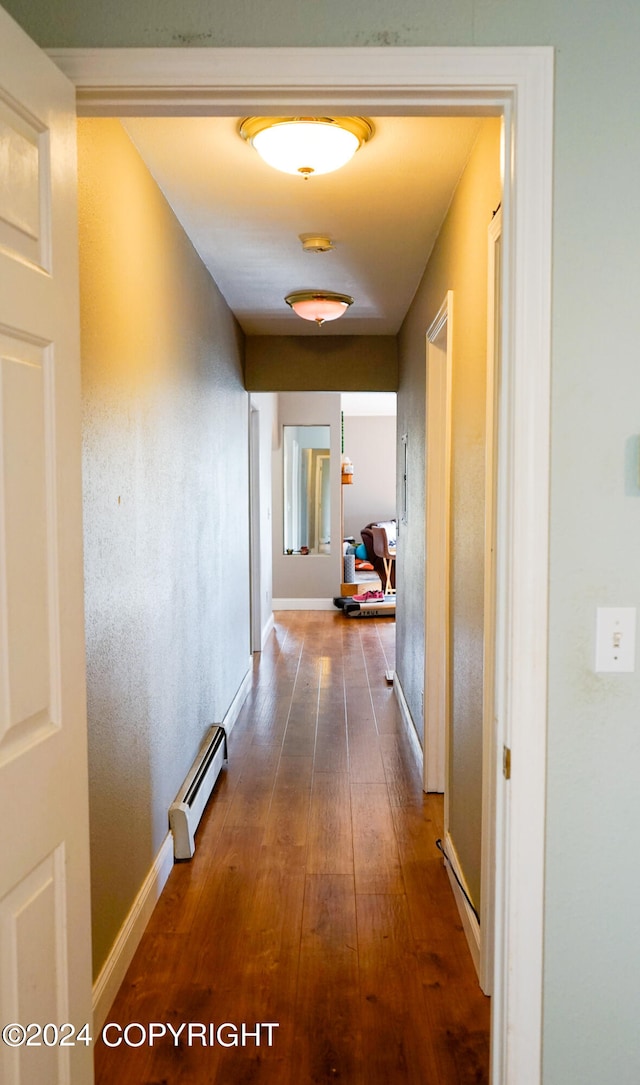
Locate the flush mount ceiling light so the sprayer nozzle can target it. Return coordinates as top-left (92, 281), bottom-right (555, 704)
top-left (239, 117), bottom-right (374, 177)
top-left (285, 290), bottom-right (354, 327)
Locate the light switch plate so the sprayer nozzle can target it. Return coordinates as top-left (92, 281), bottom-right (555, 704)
top-left (595, 607), bottom-right (636, 672)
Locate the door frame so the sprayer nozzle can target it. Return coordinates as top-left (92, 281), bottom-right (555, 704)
top-left (249, 405), bottom-right (262, 652)
top-left (49, 45), bottom-right (553, 1085)
top-left (480, 207), bottom-right (503, 994)
top-left (314, 452), bottom-right (330, 552)
top-left (424, 292), bottom-right (453, 796)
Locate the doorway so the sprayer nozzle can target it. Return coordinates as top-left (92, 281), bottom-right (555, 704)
top-left (54, 44), bottom-right (553, 1085)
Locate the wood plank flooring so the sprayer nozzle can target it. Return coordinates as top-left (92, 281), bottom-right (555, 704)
top-left (94, 611), bottom-right (490, 1084)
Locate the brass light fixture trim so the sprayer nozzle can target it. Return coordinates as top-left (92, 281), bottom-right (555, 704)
top-left (284, 289), bottom-right (354, 327)
top-left (239, 116), bottom-right (374, 177)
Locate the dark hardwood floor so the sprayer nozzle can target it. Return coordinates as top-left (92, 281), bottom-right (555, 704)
top-left (94, 611), bottom-right (490, 1084)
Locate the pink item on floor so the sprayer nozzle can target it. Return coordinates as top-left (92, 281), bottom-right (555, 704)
top-left (352, 589), bottom-right (384, 603)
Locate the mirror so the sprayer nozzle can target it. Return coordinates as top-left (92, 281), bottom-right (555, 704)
top-left (283, 425), bottom-right (331, 554)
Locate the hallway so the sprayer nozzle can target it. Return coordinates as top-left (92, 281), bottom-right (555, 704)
top-left (95, 611), bottom-right (489, 1084)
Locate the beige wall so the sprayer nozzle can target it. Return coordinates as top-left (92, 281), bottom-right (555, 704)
top-left (342, 415), bottom-right (397, 541)
top-left (396, 118), bottom-right (502, 908)
top-left (246, 335), bottom-right (397, 391)
top-left (77, 119), bottom-right (250, 977)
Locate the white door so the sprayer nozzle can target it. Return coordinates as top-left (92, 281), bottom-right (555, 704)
top-left (0, 9), bottom-right (94, 1084)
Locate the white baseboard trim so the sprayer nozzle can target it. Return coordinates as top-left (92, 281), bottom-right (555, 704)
top-left (261, 612), bottom-right (275, 649)
top-left (222, 661), bottom-right (253, 738)
top-left (392, 672), bottom-right (424, 773)
top-left (272, 598), bottom-right (336, 610)
top-left (442, 831), bottom-right (481, 980)
top-left (93, 665), bottom-right (253, 1031)
top-left (92, 832), bottom-right (174, 1032)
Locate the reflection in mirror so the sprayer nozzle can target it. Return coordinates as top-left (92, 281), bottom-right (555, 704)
top-left (283, 425), bottom-right (331, 555)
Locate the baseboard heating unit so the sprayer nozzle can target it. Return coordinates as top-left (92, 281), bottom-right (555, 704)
top-left (169, 725), bottom-right (227, 860)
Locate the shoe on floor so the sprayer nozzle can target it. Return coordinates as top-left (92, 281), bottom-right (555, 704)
top-left (352, 589), bottom-right (384, 602)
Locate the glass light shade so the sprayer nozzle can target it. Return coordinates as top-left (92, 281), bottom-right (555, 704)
top-left (285, 291), bottom-right (353, 326)
top-left (240, 117), bottom-right (373, 177)
top-left (254, 121), bottom-right (358, 176)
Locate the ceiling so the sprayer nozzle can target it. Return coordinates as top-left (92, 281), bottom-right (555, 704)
top-left (123, 115), bottom-right (483, 337)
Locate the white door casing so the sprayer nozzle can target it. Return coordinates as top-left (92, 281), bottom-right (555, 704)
top-left (424, 293), bottom-right (453, 796)
top-left (424, 295), bottom-right (487, 981)
top-left (249, 407), bottom-right (262, 652)
top-left (0, 9), bottom-right (94, 1084)
top-left (480, 207), bottom-right (503, 996)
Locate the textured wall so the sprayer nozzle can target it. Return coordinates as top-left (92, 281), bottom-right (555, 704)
top-left (245, 336), bottom-right (398, 393)
top-left (342, 415), bottom-right (397, 541)
top-left (0, 0), bottom-right (493, 48)
top-left (396, 119), bottom-right (501, 908)
top-left (7, 0), bottom-right (640, 1075)
top-left (77, 119), bottom-right (250, 977)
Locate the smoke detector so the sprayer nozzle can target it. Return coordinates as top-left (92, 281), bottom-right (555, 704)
top-left (300, 234), bottom-right (334, 254)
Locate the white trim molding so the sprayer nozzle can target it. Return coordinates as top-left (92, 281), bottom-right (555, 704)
top-left (442, 832), bottom-right (481, 978)
top-left (480, 207), bottom-right (503, 997)
top-left (424, 291), bottom-right (454, 795)
top-left (261, 611), bottom-right (275, 650)
top-left (222, 662), bottom-right (254, 737)
top-left (48, 46), bottom-right (549, 120)
top-left (393, 672), bottom-right (424, 772)
top-left (92, 663), bottom-right (253, 1030)
top-left (272, 598), bottom-right (336, 611)
top-left (51, 46), bottom-right (553, 1085)
top-left (92, 833), bottom-right (174, 1031)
